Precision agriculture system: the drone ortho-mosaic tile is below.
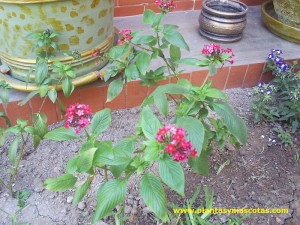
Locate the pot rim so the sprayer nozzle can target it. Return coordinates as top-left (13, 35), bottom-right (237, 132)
top-left (202, 0), bottom-right (248, 17)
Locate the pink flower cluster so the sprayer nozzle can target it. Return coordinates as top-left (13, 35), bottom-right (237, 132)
top-left (155, 0), bottom-right (176, 12)
top-left (156, 124), bottom-right (197, 162)
top-left (64, 103), bottom-right (92, 134)
top-left (201, 43), bottom-right (235, 64)
top-left (118, 29), bottom-right (132, 45)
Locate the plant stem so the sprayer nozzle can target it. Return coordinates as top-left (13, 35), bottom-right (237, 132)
top-left (38, 96), bottom-right (47, 113)
top-left (9, 133), bottom-right (29, 196)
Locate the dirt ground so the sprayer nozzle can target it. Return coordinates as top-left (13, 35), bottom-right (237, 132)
top-left (0, 88), bottom-right (299, 225)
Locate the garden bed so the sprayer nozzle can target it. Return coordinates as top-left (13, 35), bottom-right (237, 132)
top-left (0, 88), bottom-right (299, 225)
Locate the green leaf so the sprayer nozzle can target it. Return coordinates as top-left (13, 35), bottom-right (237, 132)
top-left (188, 148), bottom-right (211, 176)
top-left (143, 9), bottom-right (157, 25)
top-left (48, 89), bottom-right (57, 103)
top-left (107, 78), bottom-right (123, 102)
top-left (163, 25), bottom-right (189, 51)
top-left (66, 156), bottom-right (79, 174)
top-left (144, 140), bottom-right (160, 162)
top-left (44, 174), bottom-right (77, 191)
top-left (32, 113), bottom-right (48, 138)
top-left (33, 135), bottom-right (41, 150)
top-left (170, 44), bottom-right (181, 62)
top-left (208, 63), bottom-right (217, 76)
top-left (0, 87), bottom-right (9, 105)
top-left (141, 106), bottom-right (161, 140)
top-left (159, 157), bottom-right (185, 196)
top-left (92, 179), bottom-right (126, 223)
top-left (140, 173), bottom-right (168, 222)
top-left (125, 64), bottom-right (140, 81)
top-left (151, 83), bottom-right (189, 96)
top-left (136, 52), bottom-right (151, 75)
top-left (73, 178), bottom-right (91, 205)
top-left (44, 127), bottom-right (79, 141)
top-left (205, 88), bottom-right (227, 99)
top-left (154, 92), bottom-right (168, 116)
top-left (35, 60), bottom-right (48, 85)
top-left (210, 102), bottom-right (247, 145)
top-left (93, 141), bottom-right (114, 167)
top-left (176, 116), bottom-right (205, 154)
top-left (39, 85), bottom-right (48, 97)
top-left (77, 148), bottom-right (97, 173)
top-left (18, 90), bottom-right (39, 106)
top-left (90, 108), bottom-right (112, 136)
top-left (9, 138), bottom-right (19, 165)
top-left (109, 44), bottom-right (130, 60)
top-left (62, 77), bottom-right (74, 98)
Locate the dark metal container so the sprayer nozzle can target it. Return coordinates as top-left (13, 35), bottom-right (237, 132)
top-left (199, 0), bottom-right (248, 42)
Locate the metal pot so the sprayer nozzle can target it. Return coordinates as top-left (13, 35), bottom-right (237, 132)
top-left (199, 0), bottom-right (248, 42)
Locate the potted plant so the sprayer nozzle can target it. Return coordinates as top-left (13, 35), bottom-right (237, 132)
top-left (0, 0), bottom-right (115, 90)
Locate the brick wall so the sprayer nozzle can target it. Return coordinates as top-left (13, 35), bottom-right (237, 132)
top-left (114, 0), bottom-right (269, 17)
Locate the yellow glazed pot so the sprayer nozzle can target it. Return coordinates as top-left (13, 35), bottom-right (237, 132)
top-left (273, 0), bottom-right (300, 28)
top-left (0, 0), bottom-right (115, 88)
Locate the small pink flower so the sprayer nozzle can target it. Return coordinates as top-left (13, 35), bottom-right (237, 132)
top-left (155, 0), bottom-right (176, 12)
top-left (118, 29), bottom-right (132, 45)
top-left (156, 124), bottom-right (198, 162)
top-left (64, 103), bottom-right (92, 134)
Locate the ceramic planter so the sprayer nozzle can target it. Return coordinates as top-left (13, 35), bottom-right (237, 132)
top-left (262, 1), bottom-right (300, 44)
top-left (198, 0), bottom-right (248, 42)
top-left (0, 0), bottom-right (115, 90)
top-left (273, 0), bottom-right (300, 28)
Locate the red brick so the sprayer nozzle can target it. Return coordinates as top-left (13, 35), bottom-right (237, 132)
top-left (126, 80), bottom-right (148, 108)
top-left (225, 65), bottom-right (248, 89)
top-left (118, 0), bottom-right (152, 6)
top-left (211, 67), bottom-right (230, 90)
top-left (194, 0), bottom-right (203, 10)
top-left (114, 5), bottom-right (145, 17)
top-left (6, 101), bottom-right (33, 126)
top-left (170, 72), bottom-right (191, 83)
top-left (79, 86), bottom-right (104, 113)
top-left (260, 70), bottom-right (274, 84)
top-left (191, 70), bottom-right (208, 87)
top-left (243, 63), bottom-right (265, 88)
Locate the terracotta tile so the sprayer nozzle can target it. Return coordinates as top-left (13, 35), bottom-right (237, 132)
top-left (194, 0), bottom-right (203, 10)
top-left (170, 73), bottom-right (191, 83)
top-left (114, 5), bottom-right (145, 17)
top-left (118, 0), bottom-right (152, 6)
top-left (6, 101), bottom-right (33, 126)
top-left (0, 103), bottom-right (8, 128)
top-left (243, 63), bottom-right (265, 88)
top-left (210, 67), bottom-right (230, 90)
top-left (144, 3), bottom-right (162, 13)
top-left (55, 90), bottom-right (80, 121)
top-left (225, 65), bottom-right (248, 89)
top-left (103, 85), bottom-right (126, 110)
top-left (191, 70), bottom-right (208, 87)
top-left (30, 97), bottom-right (58, 125)
top-left (148, 77), bottom-right (170, 95)
top-left (173, 1), bottom-right (194, 11)
top-left (126, 80), bottom-right (148, 108)
top-left (260, 70), bottom-right (274, 84)
top-left (79, 86), bottom-right (104, 114)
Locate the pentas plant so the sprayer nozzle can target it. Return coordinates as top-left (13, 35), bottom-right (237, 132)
top-left (31, 1), bottom-right (247, 224)
top-left (252, 49), bottom-right (300, 134)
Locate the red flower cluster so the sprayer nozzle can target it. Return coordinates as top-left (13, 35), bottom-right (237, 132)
top-left (155, 0), bottom-right (176, 12)
top-left (118, 29), bottom-right (132, 45)
top-left (64, 103), bottom-right (92, 134)
top-left (201, 43), bottom-right (235, 64)
top-left (156, 124), bottom-right (197, 162)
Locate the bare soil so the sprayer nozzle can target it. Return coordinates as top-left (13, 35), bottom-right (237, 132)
top-left (0, 88), bottom-right (299, 225)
